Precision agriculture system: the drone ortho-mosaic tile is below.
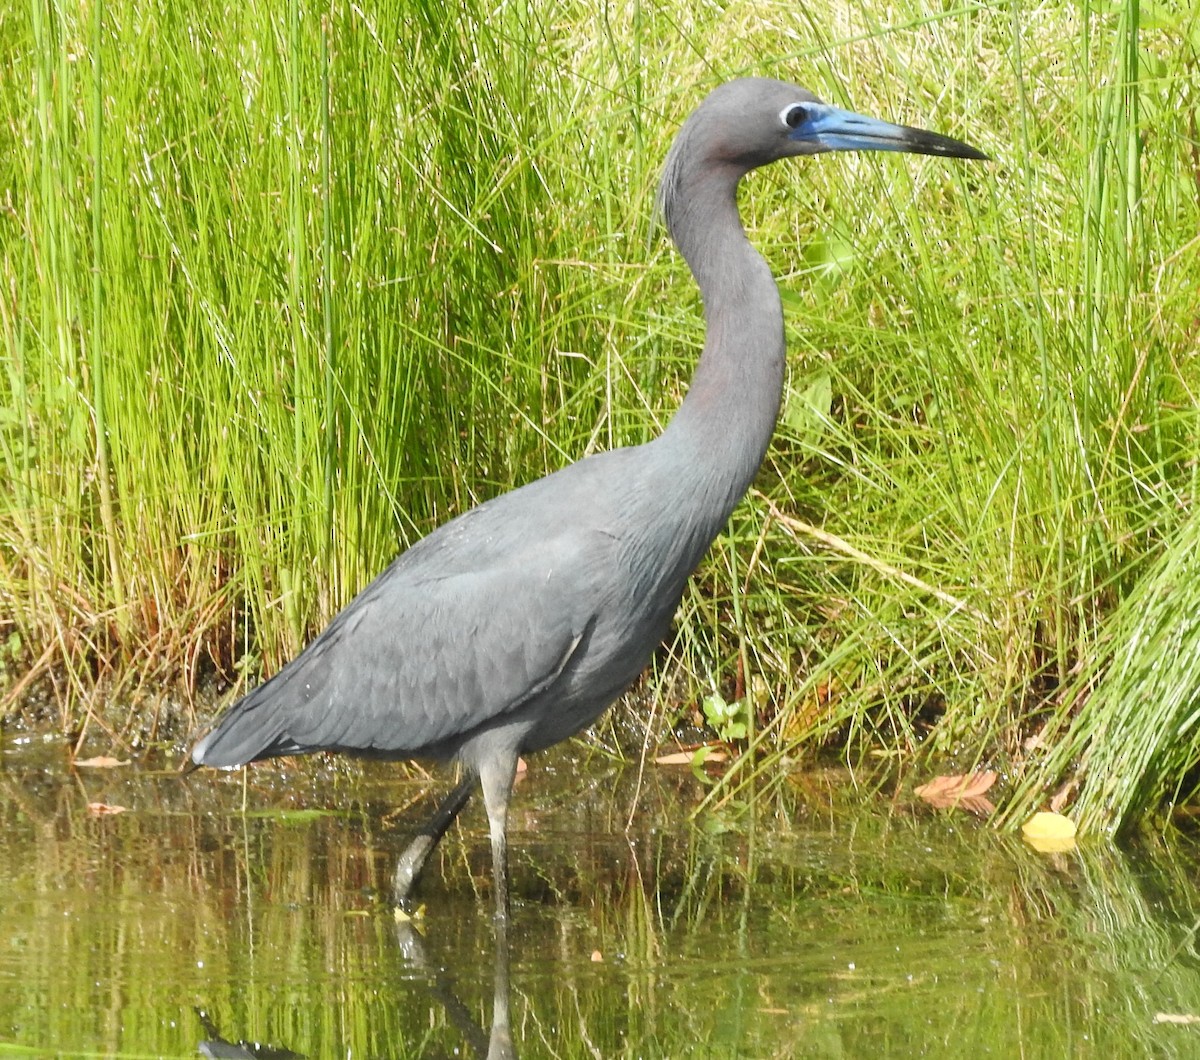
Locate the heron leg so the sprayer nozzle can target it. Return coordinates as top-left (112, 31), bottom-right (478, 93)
top-left (391, 772), bottom-right (477, 904)
top-left (478, 752), bottom-right (519, 924)
top-left (487, 905), bottom-right (515, 1060)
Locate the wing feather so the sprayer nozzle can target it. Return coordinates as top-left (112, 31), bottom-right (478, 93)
top-left (192, 522), bottom-right (612, 767)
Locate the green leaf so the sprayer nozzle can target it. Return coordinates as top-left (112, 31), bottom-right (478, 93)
top-left (783, 371), bottom-right (833, 448)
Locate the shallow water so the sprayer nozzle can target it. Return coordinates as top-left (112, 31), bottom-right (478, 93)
top-left (2, 737), bottom-right (1200, 1059)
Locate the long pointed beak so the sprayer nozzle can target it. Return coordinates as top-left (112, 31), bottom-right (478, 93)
top-left (790, 102), bottom-right (988, 160)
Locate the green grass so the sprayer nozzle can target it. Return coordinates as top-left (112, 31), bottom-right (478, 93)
top-left (1, 1), bottom-right (1198, 829)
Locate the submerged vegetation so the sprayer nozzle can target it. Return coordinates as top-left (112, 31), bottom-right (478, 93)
top-left (1, 1), bottom-right (1198, 832)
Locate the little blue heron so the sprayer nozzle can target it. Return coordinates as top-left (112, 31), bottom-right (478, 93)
top-left (191, 78), bottom-right (986, 918)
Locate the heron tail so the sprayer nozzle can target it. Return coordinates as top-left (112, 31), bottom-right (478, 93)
top-left (191, 682), bottom-right (301, 768)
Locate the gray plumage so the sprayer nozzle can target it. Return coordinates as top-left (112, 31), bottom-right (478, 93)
top-left (192, 78), bottom-right (985, 916)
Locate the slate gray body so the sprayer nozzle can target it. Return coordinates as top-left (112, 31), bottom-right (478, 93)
top-left (192, 435), bottom-right (745, 770)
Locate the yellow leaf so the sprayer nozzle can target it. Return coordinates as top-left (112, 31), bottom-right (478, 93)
top-left (1022, 811), bottom-right (1077, 852)
top-left (393, 903), bottom-right (425, 923)
top-left (1022, 811), bottom-right (1076, 838)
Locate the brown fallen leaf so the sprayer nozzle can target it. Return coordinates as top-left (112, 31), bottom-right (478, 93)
top-left (1049, 780), bottom-right (1076, 815)
top-left (915, 771), bottom-right (996, 799)
top-left (914, 771), bottom-right (997, 815)
top-left (87, 802), bottom-right (128, 815)
top-left (655, 751), bottom-right (694, 765)
top-left (74, 756), bottom-right (129, 769)
top-left (655, 748), bottom-right (729, 765)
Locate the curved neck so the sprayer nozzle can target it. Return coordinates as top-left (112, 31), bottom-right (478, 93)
top-left (658, 161), bottom-right (786, 530)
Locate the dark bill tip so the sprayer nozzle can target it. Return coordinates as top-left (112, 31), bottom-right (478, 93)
top-left (896, 124), bottom-right (990, 161)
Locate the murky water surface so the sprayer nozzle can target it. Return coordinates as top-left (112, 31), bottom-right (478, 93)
top-left (3, 736), bottom-right (1200, 1058)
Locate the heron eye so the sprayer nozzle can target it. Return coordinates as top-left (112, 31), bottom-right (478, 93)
top-left (782, 104), bottom-right (809, 129)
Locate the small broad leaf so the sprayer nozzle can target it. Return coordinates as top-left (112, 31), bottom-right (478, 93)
top-left (690, 745), bottom-right (719, 785)
top-left (701, 690), bottom-right (731, 724)
top-left (783, 371), bottom-right (833, 447)
top-left (689, 745), bottom-right (714, 785)
top-left (75, 756), bottom-right (128, 769)
top-left (1022, 811), bottom-right (1077, 853)
top-left (655, 751), bottom-right (695, 765)
top-left (701, 688), bottom-right (750, 743)
top-left (656, 747), bottom-right (729, 766)
top-left (914, 771), bottom-right (997, 815)
top-left (1022, 811), bottom-right (1076, 839)
top-left (800, 233), bottom-right (857, 279)
top-left (393, 904), bottom-right (425, 924)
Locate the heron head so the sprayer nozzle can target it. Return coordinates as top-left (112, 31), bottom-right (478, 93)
top-left (675, 77), bottom-right (987, 174)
